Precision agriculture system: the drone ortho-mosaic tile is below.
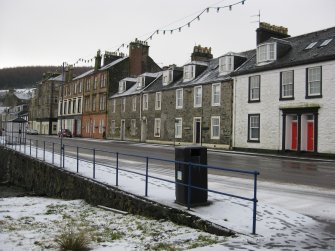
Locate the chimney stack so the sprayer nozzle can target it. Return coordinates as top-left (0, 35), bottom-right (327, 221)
top-left (191, 45), bottom-right (213, 62)
top-left (103, 51), bottom-right (123, 66)
top-left (94, 50), bottom-right (102, 71)
top-left (129, 39), bottom-right (149, 77)
top-left (256, 22), bottom-right (290, 45)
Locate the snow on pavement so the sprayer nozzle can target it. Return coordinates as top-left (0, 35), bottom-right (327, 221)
top-left (1, 142), bottom-right (335, 250)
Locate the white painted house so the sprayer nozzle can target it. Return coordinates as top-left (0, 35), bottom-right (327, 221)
top-left (232, 23), bottom-right (335, 155)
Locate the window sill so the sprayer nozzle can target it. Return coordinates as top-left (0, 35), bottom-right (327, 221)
top-left (306, 94), bottom-right (322, 99)
top-left (248, 100), bottom-right (260, 103)
top-left (279, 97), bottom-right (294, 101)
top-left (248, 139), bottom-right (260, 143)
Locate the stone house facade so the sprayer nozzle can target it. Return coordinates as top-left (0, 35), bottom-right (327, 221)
top-left (108, 46), bottom-right (250, 149)
top-left (29, 72), bottom-right (61, 135)
top-left (57, 67), bottom-right (85, 137)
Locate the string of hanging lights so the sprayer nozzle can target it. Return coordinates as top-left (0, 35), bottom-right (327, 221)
top-left (65, 0), bottom-right (246, 67)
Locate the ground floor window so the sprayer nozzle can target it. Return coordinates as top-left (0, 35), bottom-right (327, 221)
top-left (248, 114), bottom-right (260, 142)
top-left (111, 120), bottom-right (115, 135)
top-left (211, 116), bottom-right (220, 139)
top-left (175, 118), bottom-right (182, 138)
top-left (130, 119), bottom-right (136, 136)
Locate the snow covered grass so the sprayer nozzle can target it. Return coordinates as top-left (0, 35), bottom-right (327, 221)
top-left (0, 197), bottom-right (227, 250)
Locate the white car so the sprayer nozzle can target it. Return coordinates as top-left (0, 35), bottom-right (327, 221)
top-left (27, 129), bottom-right (38, 135)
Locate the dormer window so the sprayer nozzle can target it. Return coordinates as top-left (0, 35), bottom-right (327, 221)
top-left (257, 43), bottom-right (276, 64)
top-left (162, 70), bottom-right (173, 86)
top-left (137, 76), bottom-right (145, 89)
top-left (118, 80), bottom-right (126, 93)
top-left (219, 55), bottom-right (234, 74)
top-left (183, 65), bottom-right (195, 82)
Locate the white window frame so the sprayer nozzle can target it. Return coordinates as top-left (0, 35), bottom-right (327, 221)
top-left (307, 66), bottom-right (321, 97)
top-left (119, 80), bottom-right (126, 93)
top-left (248, 114), bottom-right (260, 142)
top-left (112, 99), bottom-right (116, 113)
top-left (132, 96), bottom-right (136, 111)
top-left (212, 83), bottom-right (221, 106)
top-left (249, 75), bottom-right (260, 102)
top-left (77, 98), bottom-right (82, 113)
top-left (154, 118), bottom-right (161, 137)
top-left (92, 95), bottom-right (96, 111)
top-left (257, 43), bottom-right (276, 64)
top-left (122, 98), bottom-right (126, 112)
top-left (155, 92), bottom-right (161, 110)
top-left (211, 116), bottom-right (220, 139)
top-left (162, 70), bottom-right (173, 85)
top-left (72, 98), bottom-right (76, 114)
top-left (176, 89), bottom-right (183, 109)
top-left (194, 86), bottom-right (202, 108)
top-left (143, 94), bottom-right (148, 110)
top-left (175, 118), bottom-right (182, 138)
top-left (99, 94), bottom-right (106, 111)
top-left (281, 71), bottom-right (294, 99)
top-left (130, 119), bottom-right (136, 136)
top-left (219, 56), bottom-right (234, 74)
top-left (137, 76), bottom-right (145, 89)
top-left (111, 120), bottom-right (116, 135)
top-left (183, 65), bottom-right (195, 81)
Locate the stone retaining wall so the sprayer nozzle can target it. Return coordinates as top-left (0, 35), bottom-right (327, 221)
top-left (0, 146), bottom-right (233, 236)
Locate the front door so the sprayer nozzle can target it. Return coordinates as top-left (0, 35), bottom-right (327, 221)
top-left (194, 118), bottom-right (201, 144)
top-left (307, 122), bottom-right (314, 151)
top-left (121, 120), bottom-right (125, 140)
top-left (291, 121), bottom-right (297, 150)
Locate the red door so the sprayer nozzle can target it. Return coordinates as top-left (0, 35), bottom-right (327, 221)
top-left (291, 122), bottom-right (297, 150)
top-left (307, 122), bottom-right (314, 151)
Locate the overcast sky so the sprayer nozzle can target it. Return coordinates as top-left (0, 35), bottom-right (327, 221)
top-left (0, 0), bottom-right (334, 69)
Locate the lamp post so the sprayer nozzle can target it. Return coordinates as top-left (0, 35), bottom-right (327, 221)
top-left (60, 62), bottom-right (65, 167)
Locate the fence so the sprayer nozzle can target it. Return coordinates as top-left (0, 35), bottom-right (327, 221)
top-left (2, 135), bottom-right (260, 234)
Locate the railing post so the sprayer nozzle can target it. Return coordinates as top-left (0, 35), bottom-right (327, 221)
top-left (52, 142), bottom-right (54, 164)
top-left (76, 146), bottom-right (79, 173)
top-left (93, 149), bottom-right (96, 179)
top-left (62, 145), bottom-right (65, 168)
top-left (35, 139), bottom-right (38, 159)
top-left (252, 171), bottom-right (259, 235)
top-left (43, 141), bottom-right (45, 161)
top-left (116, 152), bottom-right (119, 186)
top-left (187, 162), bottom-right (192, 210)
top-left (145, 157), bottom-right (149, 197)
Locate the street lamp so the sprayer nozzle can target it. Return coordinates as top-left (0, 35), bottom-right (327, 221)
top-left (60, 62), bottom-right (65, 167)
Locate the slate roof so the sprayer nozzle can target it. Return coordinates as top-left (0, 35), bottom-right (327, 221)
top-left (100, 57), bottom-right (128, 70)
top-left (234, 26), bottom-right (335, 75)
top-left (73, 69), bottom-right (94, 80)
top-left (48, 73), bottom-right (64, 82)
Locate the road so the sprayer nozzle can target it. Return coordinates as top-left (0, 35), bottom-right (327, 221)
top-left (27, 134), bottom-right (335, 189)
top-left (24, 134), bottom-right (335, 223)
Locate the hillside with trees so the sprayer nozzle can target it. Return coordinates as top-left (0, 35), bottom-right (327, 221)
top-left (0, 66), bottom-right (92, 90)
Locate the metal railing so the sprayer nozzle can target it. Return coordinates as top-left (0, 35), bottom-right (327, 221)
top-left (1, 135), bottom-right (260, 234)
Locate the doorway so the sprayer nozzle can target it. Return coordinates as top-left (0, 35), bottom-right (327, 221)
top-left (121, 120), bottom-right (125, 140)
top-left (291, 121), bottom-right (297, 150)
top-left (193, 117), bottom-right (201, 144)
top-left (307, 122), bottom-right (314, 151)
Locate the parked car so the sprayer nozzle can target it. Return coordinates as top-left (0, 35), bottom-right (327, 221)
top-left (27, 129), bottom-right (38, 135)
top-left (58, 129), bottom-right (72, 138)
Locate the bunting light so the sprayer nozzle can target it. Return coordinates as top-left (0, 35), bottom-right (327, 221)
top-left (61, 0), bottom-right (247, 68)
